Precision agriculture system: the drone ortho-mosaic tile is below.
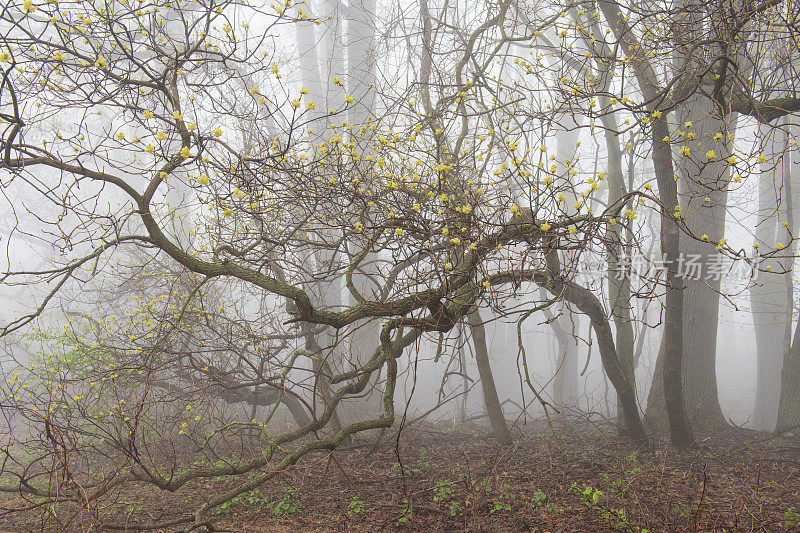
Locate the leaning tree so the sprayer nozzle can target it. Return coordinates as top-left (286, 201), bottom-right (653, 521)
top-left (0, 0), bottom-right (743, 526)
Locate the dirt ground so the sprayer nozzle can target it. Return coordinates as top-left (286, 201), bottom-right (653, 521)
top-left (2, 420), bottom-right (799, 532)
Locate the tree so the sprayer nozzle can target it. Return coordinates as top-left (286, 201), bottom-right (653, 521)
top-left (588, 0), bottom-right (800, 444)
top-left (750, 121), bottom-right (796, 430)
top-left (0, 0), bottom-right (651, 526)
top-left (589, 0), bottom-right (694, 447)
top-left (467, 307), bottom-right (509, 444)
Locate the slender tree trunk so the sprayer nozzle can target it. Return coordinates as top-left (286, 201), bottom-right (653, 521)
top-left (283, 395), bottom-right (312, 428)
top-left (610, 267), bottom-right (636, 433)
top-left (304, 329), bottom-right (344, 434)
top-left (458, 325), bottom-right (468, 424)
top-left (467, 308), bottom-right (509, 445)
top-left (777, 124), bottom-right (800, 433)
top-left (651, 117), bottom-right (695, 447)
top-left (600, 101), bottom-right (636, 434)
top-left (538, 275), bottom-right (647, 443)
top-left (552, 325), bottom-right (581, 408)
top-left (541, 297), bottom-right (581, 408)
top-left (540, 252), bottom-right (646, 442)
top-left (547, 126), bottom-right (584, 410)
top-left (596, 0), bottom-right (693, 446)
top-left (777, 318), bottom-right (800, 433)
top-left (752, 122), bottom-right (793, 430)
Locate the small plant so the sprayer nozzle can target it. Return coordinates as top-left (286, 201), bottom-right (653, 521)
top-left (347, 495), bottom-right (365, 517)
top-left (489, 498), bottom-right (512, 515)
top-left (213, 495), bottom-right (243, 515)
top-left (572, 482), bottom-right (603, 505)
top-left (433, 480), bottom-right (454, 502)
top-left (246, 493), bottom-right (269, 506)
top-left (449, 501), bottom-right (462, 517)
top-left (606, 456), bottom-right (642, 497)
top-left (583, 486), bottom-right (604, 505)
top-left (390, 452), bottom-right (434, 476)
top-left (489, 483), bottom-right (513, 515)
top-left (268, 488), bottom-right (301, 517)
top-left (531, 489), bottom-right (547, 508)
top-left (396, 498), bottom-right (412, 526)
top-left (570, 483), bottom-right (647, 532)
top-left (611, 507), bottom-right (631, 529)
top-left (785, 507), bottom-right (800, 528)
top-left (417, 451), bottom-right (432, 472)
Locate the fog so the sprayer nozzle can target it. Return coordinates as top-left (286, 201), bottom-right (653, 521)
top-left (1, 0), bottom-right (799, 529)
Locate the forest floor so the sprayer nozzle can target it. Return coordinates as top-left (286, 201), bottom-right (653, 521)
top-left (2, 419), bottom-right (799, 532)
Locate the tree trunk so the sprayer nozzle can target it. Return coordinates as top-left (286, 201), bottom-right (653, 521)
top-left (305, 330), bottom-right (344, 434)
top-left (777, 318), bottom-right (800, 433)
top-left (547, 124), bottom-right (584, 410)
top-left (645, 94), bottom-right (732, 432)
top-left (776, 123), bottom-right (800, 433)
top-left (295, 15), bottom-right (352, 425)
top-left (539, 253), bottom-right (646, 442)
top-left (538, 276), bottom-right (647, 443)
top-left (650, 117), bottom-right (695, 447)
top-left (752, 122), bottom-right (794, 430)
top-left (344, 0), bottom-right (383, 417)
top-left (282, 395), bottom-right (312, 428)
top-left (346, 0), bottom-right (376, 137)
top-left (600, 100), bottom-right (636, 434)
top-left (541, 297), bottom-right (581, 408)
top-left (596, 0), bottom-right (694, 447)
top-left (551, 322), bottom-right (581, 408)
top-left (467, 308), bottom-right (509, 445)
top-left (457, 324), bottom-right (468, 424)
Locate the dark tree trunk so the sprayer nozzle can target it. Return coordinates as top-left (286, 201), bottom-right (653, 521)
top-left (467, 308), bottom-right (510, 445)
top-left (601, 102), bottom-right (636, 434)
top-left (652, 118), bottom-right (695, 448)
top-left (597, 0), bottom-right (694, 448)
top-left (777, 317), bottom-right (800, 433)
top-left (537, 272), bottom-right (647, 444)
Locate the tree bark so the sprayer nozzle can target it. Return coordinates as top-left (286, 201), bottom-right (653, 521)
top-left (751, 122), bottom-right (794, 430)
top-left (547, 124), bottom-right (584, 410)
top-left (649, 117), bottom-right (695, 447)
top-left (597, 0), bottom-right (694, 448)
top-left (777, 318), bottom-right (800, 433)
top-left (344, 0), bottom-right (383, 416)
top-left (600, 102), bottom-right (636, 434)
top-left (537, 251), bottom-right (646, 442)
top-left (776, 123), bottom-right (800, 433)
top-left (467, 307), bottom-right (510, 445)
top-left (538, 275), bottom-right (647, 444)
top-left (644, 94), bottom-right (732, 431)
top-left (544, 307), bottom-right (582, 408)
